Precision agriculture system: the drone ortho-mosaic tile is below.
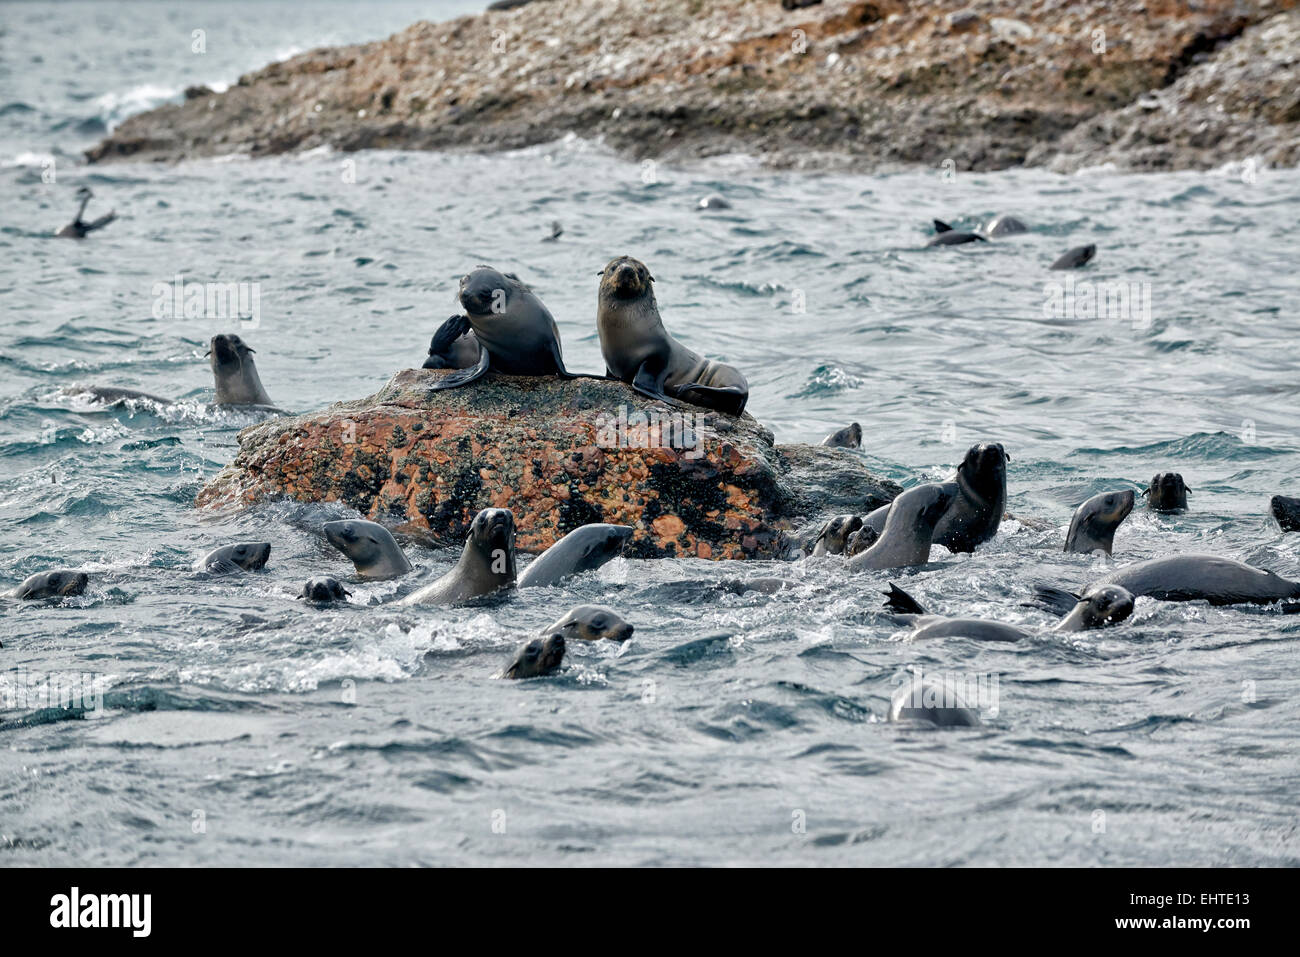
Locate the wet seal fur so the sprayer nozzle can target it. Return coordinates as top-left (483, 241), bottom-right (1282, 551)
top-left (1144, 472), bottom-right (1189, 512)
top-left (300, 577), bottom-right (350, 603)
top-left (199, 542), bottom-right (270, 573)
top-left (422, 315), bottom-right (482, 370)
top-left (545, 604), bottom-right (634, 642)
top-left (8, 569), bottom-right (89, 600)
top-left (1037, 554), bottom-right (1300, 609)
top-left (429, 266), bottom-right (575, 390)
top-left (812, 514), bottom-right (863, 556)
top-left (821, 423), bottom-right (862, 448)
top-left (499, 632), bottom-right (565, 679)
top-left (597, 255), bottom-right (750, 416)
top-left (1272, 495), bottom-right (1300, 531)
top-left (323, 519), bottom-right (413, 580)
top-left (401, 508), bottom-right (516, 605)
top-left (889, 674), bottom-right (981, 727)
top-left (1064, 489), bottom-right (1135, 556)
top-left (884, 581), bottom-right (1133, 639)
top-left (209, 334), bottom-right (277, 408)
top-left (1051, 244), bottom-right (1096, 270)
top-left (849, 483), bottom-right (957, 571)
top-left (517, 523), bottom-right (633, 588)
top-left (928, 219), bottom-right (987, 246)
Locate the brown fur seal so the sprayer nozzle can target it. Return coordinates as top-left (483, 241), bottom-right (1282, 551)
top-left (422, 315), bottom-right (482, 370)
top-left (1064, 489), bottom-right (1135, 556)
top-left (545, 605), bottom-right (634, 642)
top-left (811, 514), bottom-right (862, 556)
top-left (208, 334), bottom-right (276, 407)
top-left (848, 483), bottom-right (957, 571)
top-left (1144, 472), bottom-right (1189, 512)
top-left (889, 674), bottom-right (981, 727)
top-left (1037, 554), bottom-right (1300, 610)
top-left (323, 520), bottom-right (413, 580)
top-left (596, 256), bottom-right (750, 416)
top-left (516, 524), bottom-right (633, 589)
top-left (198, 543), bottom-right (270, 574)
top-left (55, 186), bottom-right (116, 239)
top-left (884, 581), bottom-right (1133, 639)
top-left (8, 570), bottom-right (89, 600)
top-left (1051, 244), bottom-right (1096, 270)
top-left (401, 508), bottom-right (516, 605)
top-left (500, 632), bottom-right (565, 679)
top-left (928, 220), bottom-right (987, 246)
top-left (821, 423), bottom-right (862, 448)
top-left (299, 577), bottom-right (350, 603)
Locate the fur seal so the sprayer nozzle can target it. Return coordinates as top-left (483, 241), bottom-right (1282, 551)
top-left (1064, 489), bottom-right (1135, 556)
top-left (8, 569), bottom-right (88, 600)
top-left (517, 523), bottom-right (633, 588)
top-left (401, 508), bottom-right (516, 605)
top-left (1037, 554), bottom-right (1300, 610)
top-left (596, 255), bottom-right (750, 416)
top-left (422, 315), bottom-right (482, 370)
top-left (845, 525), bottom-right (878, 556)
top-left (821, 422), bottom-right (862, 448)
top-left (68, 386), bottom-right (172, 407)
top-left (889, 675), bottom-right (981, 727)
top-left (199, 543), bottom-right (270, 574)
top-left (1144, 472), bottom-right (1189, 512)
top-left (208, 334), bottom-right (276, 407)
top-left (546, 604), bottom-right (634, 642)
top-left (928, 219), bottom-right (987, 246)
top-left (848, 483), bottom-right (957, 571)
top-left (429, 266), bottom-right (575, 390)
top-left (983, 214), bottom-right (1027, 237)
top-left (697, 195), bottom-right (732, 210)
top-left (884, 581), bottom-right (1133, 639)
top-left (323, 520), bottom-right (413, 580)
top-left (811, 514), bottom-right (863, 556)
top-left (1272, 495), bottom-right (1300, 531)
top-left (1051, 244), bottom-right (1096, 270)
top-left (543, 220), bottom-right (563, 242)
top-left (500, 632), bottom-right (565, 679)
top-left (55, 186), bottom-right (116, 239)
top-left (300, 577), bottom-right (350, 603)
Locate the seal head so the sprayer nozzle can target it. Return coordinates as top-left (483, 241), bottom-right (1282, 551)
top-left (849, 483), bottom-right (957, 571)
top-left (812, 514), bottom-right (863, 556)
top-left (1144, 472), bottom-right (1189, 512)
top-left (209, 334), bottom-right (275, 407)
top-left (300, 577), bottom-right (351, 603)
top-left (546, 604), bottom-right (634, 642)
top-left (517, 523), bottom-right (633, 588)
top-left (501, 633), bottom-right (566, 679)
top-left (323, 519), bottom-right (413, 580)
top-left (821, 422), bottom-right (862, 448)
top-left (931, 441), bottom-right (1008, 553)
top-left (10, 569), bottom-right (89, 600)
top-left (402, 508), bottom-right (517, 605)
top-left (200, 542), bottom-right (271, 573)
top-left (1064, 489), bottom-right (1135, 556)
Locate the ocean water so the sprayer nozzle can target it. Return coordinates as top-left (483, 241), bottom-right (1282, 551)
top-left (2, 1), bottom-right (1299, 866)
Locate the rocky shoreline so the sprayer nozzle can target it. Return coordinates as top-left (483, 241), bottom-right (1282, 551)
top-left (88, 0), bottom-right (1300, 174)
top-left (195, 370), bottom-right (901, 560)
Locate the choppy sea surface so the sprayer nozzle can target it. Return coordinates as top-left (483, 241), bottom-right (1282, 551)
top-left (2, 1), bottom-right (1299, 866)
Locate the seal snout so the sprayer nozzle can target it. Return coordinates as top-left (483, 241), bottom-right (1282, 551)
top-left (458, 266), bottom-right (509, 315)
top-left (60, 571), bottom-right (89, 596)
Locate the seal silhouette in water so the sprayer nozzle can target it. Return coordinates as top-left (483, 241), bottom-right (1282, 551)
top-left (208, 334), bottom-right (277, 407)
top-left (545, 605), bottom-right (634, 642)
top-left (596, 255), bottom-right (750, 416)
top-left (55, 186), bottom-right (116, 239)
top-left (883, 581), bottom-right (1133, 640)
top-left (1064, 489), bottom-right (1135, 556)
top-left (983, 214), bottom-right (1027, 237)
top-left (1051, 244), bottom-right (1096, 270)
top-left (1036, 554), bottom-right (1300, 609)
top-left (1144, 472), bottom-right (1189, 512)
top-left (401, 508), bottom-right (516, 605)
top-left (8, 570), bottom-right (89, 600)
top-left (199, 543), bottom-right (270, 574)
top-left (1272, 495), bottom-right (1300, 531)
top-left (500, 632), bottom-right (565, 679)
top-left (323, 520), bottom-right (413, 580)
top-left (422, 315), bottom-right (482, 370)
top-left (848, 483), bottom-right (957, 571)
top-left (516, 524), bottom-right (633, 589)
top-left (299, 577), bottom-right (351, 604)
top-left (821, 422), bottom-right (862, 448)
top-left (928, 219), bottom-right (987, 246)
top-left (889, 674), bottom-right (981, 727)
top-left (429, 266), bottom-right (576, 390)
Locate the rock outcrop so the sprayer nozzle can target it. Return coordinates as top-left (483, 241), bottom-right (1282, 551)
top-left (87, 0), bottom-right (1299, 174)
top-left (195, 370), bottom-right (900, 560)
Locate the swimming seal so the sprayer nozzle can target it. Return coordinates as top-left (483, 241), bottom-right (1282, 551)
top-left (208, 334), bottom-right (276, 407)
top-left (811, 514), bottom-right (863, 556)
top-left (299, 577), bottom-right (350, 603)
top-left (1037, 554), bottom-right (1300, 609)
top-left (545, 604), bottom-right (634, 642)
top-left (8, 569), bottom-right (89, 600)
top-left (845, 525), bottom-right (878, 556)
top-left (889, 674), bottom-right (981, 727)
top-left (821, 423), bottom-right (862, 448)
top-left (1144, 472), bottom-right (1189, 512)
top-left (596, 255), bottom-right (750, 416)
top-left (848, 483), bottom-right (957, 571)
top-left (422, 315), bottom-right (482, 370)
top-left (199, 542), bottom-right (270, 573)
top-left (1051, 244), bottom-right (1096, 270)
top-left (322, 520), bottom-right (413, 580)
top-left (1272, 495), bottom-right (1300, 531)
top-left (55, 186), bottom-right (116, 239)
top-left (429, 266), bottom-right (575, 390)
top-left (1064, 489), bottom-right (1135, 556)
top-left (983, 214), bottom-right (1027, 237)
top-left (884, 581), bottom-right (1133, 639)
top-left (697, 195), bottom-right (732, 210)
top-left (516, 523), bottom-right (633, 588)
top-left (401, 508), bottom-right (516, 605)
top-left (928, 219), bottom-right (987, 246)
top-left (67, 386), bottom-right (173, 407)
top-left (500, 632), bottom-right (566, 679)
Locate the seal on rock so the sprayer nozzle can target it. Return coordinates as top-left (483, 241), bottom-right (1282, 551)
top-left (821, 422), bottom-right (862, 448)
top-left (422, 315), bottom-right (482, 370)
top-left (300, 577), bottom-right (350, 603)
top-left (8, 569), bottom-right (89, 600)
top-left (429, 266), bottom-right (575, 390)
top-left (1037, 554), bottom-right (1300, 609)
top-left (1144, 472), bottom-right (1189, 512)
top-left (596, 255), bottom-right (750, 416)
top-left (545, 604), bottom-right (634, 642)
top-left (1064, 489), bottom-right (1135, 556)
top-left (401, 508), bottom-right (516, 605)
top-left (517, 523), bottom-right (633, 588)
top-left (848, 483), bottom-right (957, 571)
top-left (199, 542), bottom-right (270, 574)
top-left (209, 334), bottom-right (277, 407)
top-left (323, 519), bottom-right (413, 580)
top-left (1272, 495), bottom-right (1300, 531)
top-left (1050, 244), bottom-right (1096, 270)
top-left (499, 632), bottom-right (565, 679)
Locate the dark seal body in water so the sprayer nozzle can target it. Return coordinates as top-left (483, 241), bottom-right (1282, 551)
top-left (1064, 489), bottom-right (1135, 556)
top-left (8, 569), bottom-right (89, 600)
top-left (1050, 244), bottom-right (1096, 270)
top-left (928, 219), bottom-right (987, 246)
top-left (517, 523), bottom-right (632, 588)
top-left (1039, 554), bottom-right (1300, 609)
top-left (401, 508), bottom-right (516, 605)
top-left (1272, 495), bottom-right (1300, 531)
top-left (1145, 472), bottom-right (1189, 512)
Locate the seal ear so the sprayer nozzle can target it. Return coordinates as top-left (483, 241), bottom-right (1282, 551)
top-left (1003, 450), bottom-right (1011, 462)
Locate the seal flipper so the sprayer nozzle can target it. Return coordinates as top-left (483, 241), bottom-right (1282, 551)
top-left (883, 583), bottom-right (928, 615)
top-left (429, 346), bottom-right (490, 390)
top-left (83, 211), bottom-right (116, 234)
top-left (628, 359), bottom-right (672, 402)
top-left (674, 384), bottom-right (747, 416)
top-left (934, 219), bottom-right (953, 233)
top-left (423, 315), bottom-right (472, 369)
top-left (1029, 584), bottom-right (1082, 617)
